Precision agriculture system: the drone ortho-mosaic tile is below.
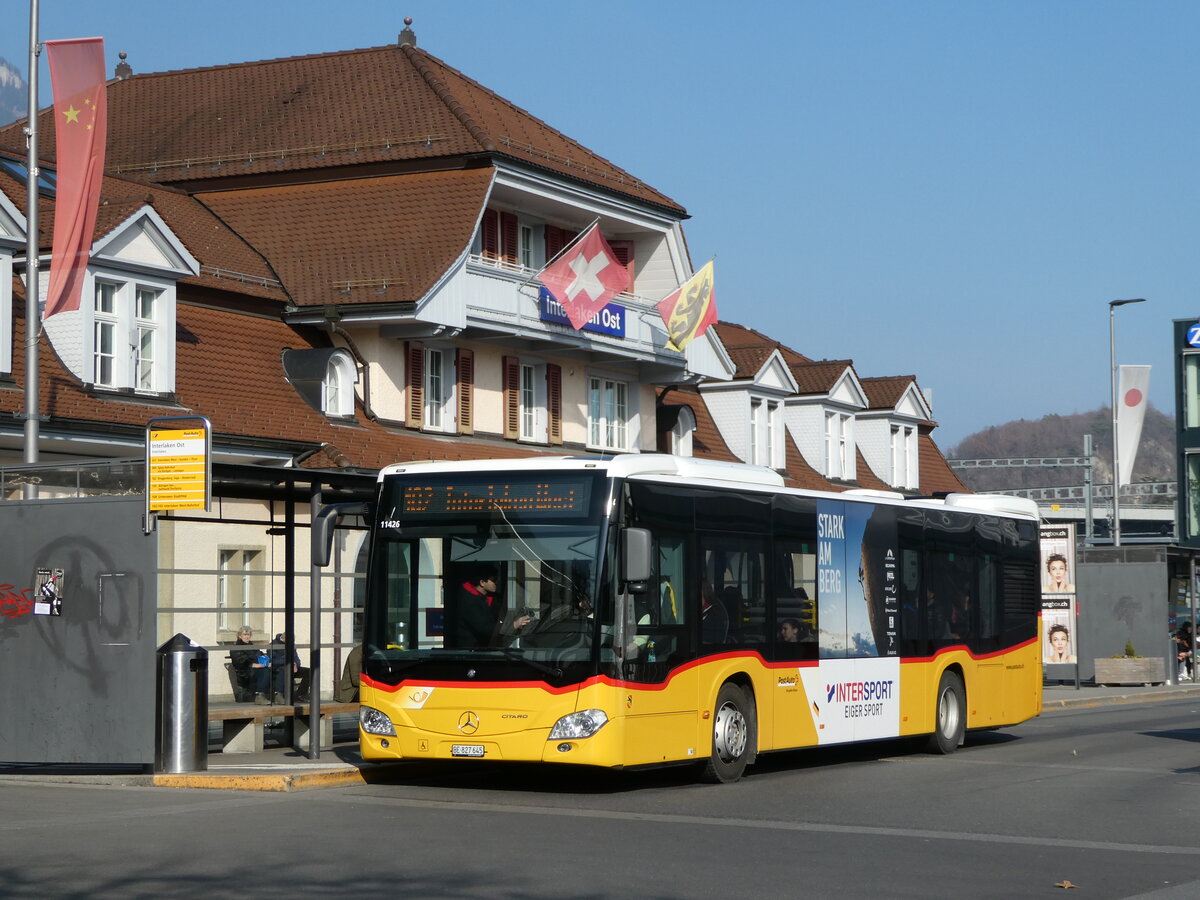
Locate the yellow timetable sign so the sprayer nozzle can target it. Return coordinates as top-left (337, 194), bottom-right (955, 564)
top-left (147, 427), bottom-right (209, 511)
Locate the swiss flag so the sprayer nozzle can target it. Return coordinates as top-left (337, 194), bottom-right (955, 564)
top-left (536, 223), bottom-right (630, 330)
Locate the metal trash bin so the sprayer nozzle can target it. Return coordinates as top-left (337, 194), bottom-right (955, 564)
top-left (155, 633), bottom-right (208, 773)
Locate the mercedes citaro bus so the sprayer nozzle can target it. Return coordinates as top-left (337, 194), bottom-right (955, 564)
top-left (314, 454), bottom-right (1041, 782)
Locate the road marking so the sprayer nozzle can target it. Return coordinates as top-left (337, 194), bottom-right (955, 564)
top-left (337, 793), bottom-right (1200, 856)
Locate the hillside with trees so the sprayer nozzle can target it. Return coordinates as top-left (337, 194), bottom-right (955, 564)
top-left (946, 405), bottom-right (1176, 494)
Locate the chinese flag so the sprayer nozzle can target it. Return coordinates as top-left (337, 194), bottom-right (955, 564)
top-left (536, 223), bottom-right (631, 330)
top-left (44, 37), bottom-right (106, 318)
top-left (657, 260), bottom-right (716, 352)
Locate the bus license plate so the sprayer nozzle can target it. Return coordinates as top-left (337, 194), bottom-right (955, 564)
top-left (451, 744), bottom-right (485, 758)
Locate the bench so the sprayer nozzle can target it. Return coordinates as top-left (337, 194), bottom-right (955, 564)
top-left (208, 701), bottom-right (360, 754)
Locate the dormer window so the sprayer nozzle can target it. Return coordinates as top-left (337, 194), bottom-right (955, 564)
top-left (323, 350), bottom-right (357, 417)
top-left (825, 411), bottom-right (854, 480)
top-left (750, 398), bottom-right (782, 468)
top-left (670, 405), bottom-right (696, 457)
top-left (891, 424), bottom-right (917, 489)
top-left (87, 275), bottom-right (173, 393)
top-left (38, 204), bottom-right (197, 395)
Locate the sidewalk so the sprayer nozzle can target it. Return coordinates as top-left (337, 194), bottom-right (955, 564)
top-left (0, 742), bottom-right (380, 792)
top-left (3, 681), bottom-right (1198, 792)
top-left (1041, 677), bottom-right (1200, 709)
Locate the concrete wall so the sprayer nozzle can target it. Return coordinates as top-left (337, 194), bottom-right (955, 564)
top-left (1075, 559), bottom-right (1172, 682)
top-left (0, 496), bottom-right (157, 765)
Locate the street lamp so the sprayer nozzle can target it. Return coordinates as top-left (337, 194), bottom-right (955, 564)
top-left (1109, 298), bottom-right (1146, 547)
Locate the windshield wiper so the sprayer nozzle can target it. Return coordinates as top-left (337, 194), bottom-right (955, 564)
top-left (498, 647), bottom-right (562, 679)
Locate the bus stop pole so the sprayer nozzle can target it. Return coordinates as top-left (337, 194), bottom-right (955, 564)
top-left (308, 480), bottom-right (322, 760)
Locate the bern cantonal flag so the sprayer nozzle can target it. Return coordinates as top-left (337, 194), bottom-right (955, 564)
top-left (44, 37), bottom-right (107, 319)
top-left (657, 260), bottom-right (716, 352)
top-left (536, 223), bottom-right (630, 330)
top-left (1116, 364), bottom-right (1151, 487)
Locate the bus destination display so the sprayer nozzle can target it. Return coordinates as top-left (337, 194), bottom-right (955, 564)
top-left (394, 477), bottom-right (591, 519)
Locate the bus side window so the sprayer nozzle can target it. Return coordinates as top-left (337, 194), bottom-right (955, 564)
top-left (900, 547), bottom-right (921, 650)
top-left (656, 536), bottom-right (686, 625)
top-left (774, 543), bottom-right (817, 660)
top-left (699, 536), bottom-right (766, 646)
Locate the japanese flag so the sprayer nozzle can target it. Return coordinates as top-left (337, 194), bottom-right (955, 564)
top-left (1116, 365), bottom-right (1151, 487)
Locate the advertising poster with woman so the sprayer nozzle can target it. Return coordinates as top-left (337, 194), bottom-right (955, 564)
top-left (1040, 525), bottom-right (1078, 667)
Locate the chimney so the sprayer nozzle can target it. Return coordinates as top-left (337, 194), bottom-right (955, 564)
top-left (114, 51), bottom-right (132, 80)
top-left (398, 17), bottom-right (416, 47)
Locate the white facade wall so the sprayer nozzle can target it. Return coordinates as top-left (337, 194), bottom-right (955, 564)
top-left (703, 389), bottom-right (749, 461)
top-left (0, 197), bottom-right (17, 374)
top-left (352, 330), bottom-right (407, 421)
top-left (786, 404), bottom-right (827, 475)
top-left (857, 419), bottom-right (894, 485)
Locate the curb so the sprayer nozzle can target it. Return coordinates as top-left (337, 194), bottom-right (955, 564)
top-left (1043, 687), bottom-right (1200, 710)
top-left (152, 767), bottom-right (370, 792)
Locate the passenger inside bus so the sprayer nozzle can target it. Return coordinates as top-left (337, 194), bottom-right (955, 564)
top-left (701, 582), bottom-right (729, 643)
top-left (450, 564), bottom-right (531, 648)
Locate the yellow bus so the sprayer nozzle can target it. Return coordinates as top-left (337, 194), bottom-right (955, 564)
top-left (320, 455), bottom-right (1041, 783)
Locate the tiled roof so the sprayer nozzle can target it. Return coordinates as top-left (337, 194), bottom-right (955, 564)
top-left (918, 432), bottom-right (970, 495)
top-left (790, 359), bottom-right (854, 395)
top-left (779, 433), bottom-right (832, 491)
top-left (714, 321), bottom-right (811, 373)
top-left (723, 346), bottom-right (776, 379)
top-left (0, 43), bottom-right (682, 213)
top-left (199, 169), bottom-right (492, 307)
top-left (0, 152), bottom-right (287, 304)
top-left (861, 375), bottom-right (918, 412)
top-left (849, 449), bottom-right (895, 493)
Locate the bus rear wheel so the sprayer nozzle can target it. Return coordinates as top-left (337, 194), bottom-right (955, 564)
top-left (700, 683), bottom-right (753, 783)
top-left (926, 670), bottom-right (965, 754)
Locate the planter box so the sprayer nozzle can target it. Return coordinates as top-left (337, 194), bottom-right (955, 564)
top-left (1093, 657), bottom-right (1165, 686)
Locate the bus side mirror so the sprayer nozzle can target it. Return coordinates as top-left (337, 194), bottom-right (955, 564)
top-left (622, 527), bottom-right (652, 594)
top-left (313, 501), bottom-right (373, 567)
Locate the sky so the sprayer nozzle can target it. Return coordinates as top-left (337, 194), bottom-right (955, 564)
top-left (1, 0), bottom-right (1196, 450)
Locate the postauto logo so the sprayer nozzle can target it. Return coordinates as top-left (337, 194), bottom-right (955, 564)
top-left (826, 679), bottom-right (895, 704)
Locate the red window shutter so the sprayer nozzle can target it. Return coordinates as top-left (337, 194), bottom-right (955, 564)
top-left (456, 348), bottom-right (474, 435)
top-left (481, 209), bottom-right (499, 259)
top-left (547, 364), bottom-right (563, 446)
top-left (609, 239), bottom-right (635, 291)
top-left (503, 356), bottom-right (520, 440)
top-left (500, 212), bottom-right (518, 264)
top-left (545, 225), bottom-right (564, 260)
top-left (406, 341), bottom-right (424, 430)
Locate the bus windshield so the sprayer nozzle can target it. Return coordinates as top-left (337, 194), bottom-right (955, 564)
top-left (365, 471), bottom-right (613, 680)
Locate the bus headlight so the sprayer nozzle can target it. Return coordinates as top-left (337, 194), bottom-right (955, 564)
top-left (548, 709), bottom-right (608, 740)
top-left (359, 705), bottom-right (396, 736)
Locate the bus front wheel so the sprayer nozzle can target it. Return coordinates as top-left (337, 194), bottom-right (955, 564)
top-left (927, 670), bottom-right (966, 754)
top-left (700, 683), bottom-right (753, 783)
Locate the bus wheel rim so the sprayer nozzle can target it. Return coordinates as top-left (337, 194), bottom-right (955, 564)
top-left (939, 687), bottom-right (959, 737)
top-left (714, 701), bottom-right (748, 762)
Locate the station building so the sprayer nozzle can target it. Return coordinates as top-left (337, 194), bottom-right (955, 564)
top-left (0, 23), bottom-right (963, 762)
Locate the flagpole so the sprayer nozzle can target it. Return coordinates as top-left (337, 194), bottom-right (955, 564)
top-left (517, 216), bottom-right (600, 289)
top-left (23, 0), bottom-right (41, 466)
